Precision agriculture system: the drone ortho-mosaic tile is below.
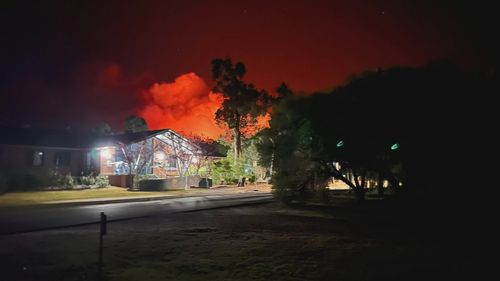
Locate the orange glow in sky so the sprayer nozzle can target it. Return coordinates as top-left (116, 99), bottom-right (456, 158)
top-left (139, 72), bottom-right (226, 139)
top-left (139, 72), bottom-right (270, 139)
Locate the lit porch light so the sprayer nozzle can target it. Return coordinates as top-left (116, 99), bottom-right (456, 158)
top-left (98, 147), bottom-right (113, 160)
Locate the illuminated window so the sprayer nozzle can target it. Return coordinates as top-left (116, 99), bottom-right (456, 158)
top-left (33, 151), bottom-right (44, 166)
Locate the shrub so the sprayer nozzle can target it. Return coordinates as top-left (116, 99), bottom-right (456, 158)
top-left (246, 174), bottom-right (256, 184)
top-left (80, 175), bottom-right (97, 186)
top-left (47, 170), bottom-right (74, 188)
top-left (62, 173), bottom-right (75, 188)
top-left (133, 174), bottom-right (157, 188)
top-left (95, 175), bottom-right (109, 188)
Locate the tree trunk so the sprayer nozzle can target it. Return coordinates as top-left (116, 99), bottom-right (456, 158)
top-left (269, 152), bottom-right (274, 177)
top-left (352, 169), bottom-right (366, 202)
top-left (377, 172), bottom-right (385, 197)
top-left (329, 165), bottom-right (366, 202)
top-left (353, 186), bottom-right (366, 202)
top-left (127, 165), bottom-right (134, 189)
top-left (233, 114), bottom-right (242, 158)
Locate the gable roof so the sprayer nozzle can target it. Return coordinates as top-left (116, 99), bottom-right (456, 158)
top-left (91, 129), bottom-right (167, 148)
top-left (0, 128), bottom-right (175, 149)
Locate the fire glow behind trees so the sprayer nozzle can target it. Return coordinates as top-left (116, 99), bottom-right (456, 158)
top-left (0, 1), bottom-right (496, 133)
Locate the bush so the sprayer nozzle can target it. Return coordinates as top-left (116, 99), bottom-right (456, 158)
top-left (46, 170), bottom-right (74, 188)
top-left (226, 178), bottom-right (239, 185)
top-left (246, 174), bottom-right (256, 184)
top-left (80, 175), bottom-right (97, 186)
top-left (95, 175), bottom-right (109, 188)
top-left (133, 174), bottom-right (157, 187)
top-left (61, 173), bottom-right (75, 188)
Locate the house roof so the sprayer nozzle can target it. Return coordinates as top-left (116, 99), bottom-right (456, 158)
top-left (91, 129), bottom-right (167, 148)
top-left (0, 128), bottom-right (172, 149)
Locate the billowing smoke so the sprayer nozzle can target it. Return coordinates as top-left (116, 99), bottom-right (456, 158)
top-left (138, 73), bottom-right (226, 139)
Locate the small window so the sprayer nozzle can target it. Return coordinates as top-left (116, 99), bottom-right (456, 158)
top-left (33, 151), bottom-right (44, 166)
top-left (54, 151), bottom-right (71, 166)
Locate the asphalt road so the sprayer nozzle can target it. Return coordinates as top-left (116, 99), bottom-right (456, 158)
top-left (0, 193), bottom-right (273, 235)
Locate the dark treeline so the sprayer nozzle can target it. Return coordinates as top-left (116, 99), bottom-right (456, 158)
top-left (255, 60), bottom-right (496, 272)
top-left (257, 60), bottom-right (495, 216)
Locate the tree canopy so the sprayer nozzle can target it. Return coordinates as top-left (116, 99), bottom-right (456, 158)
top-left (124, 115), bottom-right (148, 133)
top-left (257, 60), bottom-right (486, 202)
top-left (211, 58), bottom-right (271, 158)
top-left (93, 122), bottom-right (112, 136)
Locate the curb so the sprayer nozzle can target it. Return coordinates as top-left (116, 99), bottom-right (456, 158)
top-left (0, 191), bottom-right (272, 210)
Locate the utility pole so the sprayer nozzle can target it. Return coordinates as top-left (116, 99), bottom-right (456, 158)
top-left (98, 212), bottom-right (107, 279)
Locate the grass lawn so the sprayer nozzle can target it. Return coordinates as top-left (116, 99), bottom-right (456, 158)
top-left (0, 184), bottom-right (272, 207)
top-left (0, 203), bottom-right (463, 281)
top-left (0, 187), bottom-right (190, 207)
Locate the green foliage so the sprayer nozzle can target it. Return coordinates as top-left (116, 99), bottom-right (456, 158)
top-left (125, 115), bottom-right (148, 133)
top-left (0, 170), bottom-right (77, 192)
top-left (80, 174), bottom-right (108, 188)
top-left (257, 61), bottom-right (482, 203)
top-left (95, 175), bottom-right (109, 188)
top-left (256, 112), bottom-right (330, 202)
top-left (45, 170), bottom-right (74, 188)
top-left (60, 173), bottom-right (75, 188)
top-left (211, 158), bottom-right (236, 185)
top-left (210, 140), bottom-right (260, 185)
top-left (133, 174), bottom-right (157, 188)
top-left (93, 122), bottom-right (112, 135)
top-left (80, 175), bottom-right (97, 186)
top-left (211, 58), bottom-right (271, 157)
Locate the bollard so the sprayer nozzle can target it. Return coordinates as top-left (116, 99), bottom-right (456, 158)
top-left (98, 212), bottom-right (107, 278)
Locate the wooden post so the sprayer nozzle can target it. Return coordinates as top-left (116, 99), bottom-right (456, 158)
top-left (98, 212), bottom-right (107, 278)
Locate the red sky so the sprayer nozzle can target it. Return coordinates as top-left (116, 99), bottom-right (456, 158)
top-left (0, 0), bottom-right (496, 134)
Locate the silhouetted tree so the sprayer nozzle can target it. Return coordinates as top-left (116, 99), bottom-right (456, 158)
top-left (124, 115), bottom-right (148, 133)
top-left (211, 58), bottom-right (270, 158)
top-left (93, 122), bottom-right (112, 135)
top-left (258, 60), bottom-right (479, 202)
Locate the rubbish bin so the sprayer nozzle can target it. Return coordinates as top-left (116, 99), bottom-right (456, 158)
top-left (199, 178), bottom-right (213, 188)
top-left (237, 177), bottom-right (246, 187)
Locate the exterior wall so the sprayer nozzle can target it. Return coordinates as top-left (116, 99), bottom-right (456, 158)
top-left (152, 138), bottom-right (178, 178)
top-left (98, 147), bottom-right (116, 175)
top-left (108, 175), bottom-right (133, 188)
top-left (152, 167), bottom-right (179, 178)
top-left (0, 144), bottom-right (88, 177)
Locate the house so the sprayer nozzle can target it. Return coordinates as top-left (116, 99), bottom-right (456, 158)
top-left (93, 129), bottom-right (202, 187)
top-left (0, 127), bottom-right (202, 188)
top-left (0, 128), bottom-right (93, 180)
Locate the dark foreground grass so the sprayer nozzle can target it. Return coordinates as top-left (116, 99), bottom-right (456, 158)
top-left (0, 202), bottom-right (459, 281)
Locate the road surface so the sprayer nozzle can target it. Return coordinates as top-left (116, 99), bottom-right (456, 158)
top-left (0, 193), bottom-right (273, 235)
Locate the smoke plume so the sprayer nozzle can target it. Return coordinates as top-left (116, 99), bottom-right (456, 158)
top-left (138, 73), bottom-right (226, 139)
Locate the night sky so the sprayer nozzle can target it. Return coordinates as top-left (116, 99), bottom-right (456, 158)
top-left (1, 0), bottom-right (497, 137)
